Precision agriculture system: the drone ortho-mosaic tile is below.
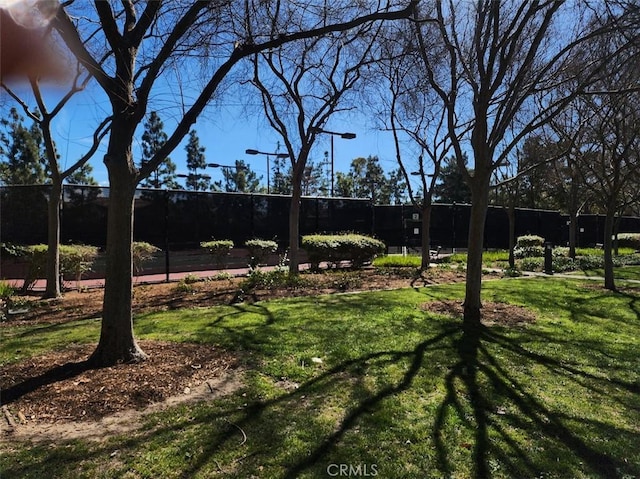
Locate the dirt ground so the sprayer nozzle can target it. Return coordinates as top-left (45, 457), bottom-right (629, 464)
top-left (1, 266), bottom-right (522, 442)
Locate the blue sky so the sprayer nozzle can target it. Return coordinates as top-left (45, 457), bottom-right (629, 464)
top-left (7, 80), bottom-right (405, 190)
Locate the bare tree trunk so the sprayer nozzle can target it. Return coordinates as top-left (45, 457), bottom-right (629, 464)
top-left (603, 200), bottom-right (617, 291)
top-left (44, 180), bottom-right (62, 298)
top-left (463, 182), bottom-right (490, 324)
top-left (421, 204), bottom-right (432, 270)
top-left (288, 178), bottom-right (302, 275)
top-left (90, 133), bottom-right (146, 366)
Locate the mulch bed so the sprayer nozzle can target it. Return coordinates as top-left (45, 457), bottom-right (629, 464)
top-left (1, 340), bottom-right (236, 424)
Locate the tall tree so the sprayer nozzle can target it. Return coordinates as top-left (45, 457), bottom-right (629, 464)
top-left (140, 112), bottom-right (179, 189)
top-left (250, 18), bottom-right (387, 273)
top-left (334, 156), bottom-right (404, 204)
top-left (212, 160), bottom-right (262, 193)
top-left (184, 129), bottom-right (209, 191)
top-left (0, 108), bottom-right (47, 185)
top-left (53, 1), bottom-right (418, 365)
top-left (66, 163), bottom-right (98, 185)
top-left (433, 155), bottom-right (471, 204)
top-left (411, 0), bottom-right (633, 323)
top-left (2, 66), bottom-right (110, 298)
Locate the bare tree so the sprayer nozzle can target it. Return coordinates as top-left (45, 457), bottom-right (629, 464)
top-left (375, 19), bottom-right (451, 269)
top-left (2, 69), bottom-right (110, 299)
top-left (250, 22), bottom-right (384, 273)
top-left (411, 0), bottom-right (634, 323)
top-left (52, 1), bottom-right (417, 365)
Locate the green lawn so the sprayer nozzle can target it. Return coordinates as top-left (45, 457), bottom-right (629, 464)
top-left (569, 265), bottom-right (640, 281)
top-left (1, 278), bottom-right (639, 478)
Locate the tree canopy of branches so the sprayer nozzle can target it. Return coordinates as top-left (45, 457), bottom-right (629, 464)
top-left (410, 0), bottom-right (637, 323)
top-left (52, 0), bottom-right (418, 365)
top-left (249, 17), bottom-right (389, 273)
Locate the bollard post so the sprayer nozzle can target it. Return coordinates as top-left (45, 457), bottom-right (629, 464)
top-left (544, 242), bottom-right (553, 275)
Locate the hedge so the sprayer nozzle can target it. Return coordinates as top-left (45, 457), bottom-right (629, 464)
top-left (302, 234), bottom-right (386, 270)
top-left (22, 244), bottom-right (99, 291)
top-left (245, 239), bottom-right (278, 267)
top-left (618, 233), bottom-right (640, 250)
top-left (200, 240), bottom-right (234, 268)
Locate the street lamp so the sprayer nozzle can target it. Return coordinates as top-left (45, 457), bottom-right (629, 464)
top-left (245, 149), bottom-right (289, 194)
top-left (176, 173), bottom-right (211, 191)
top-left (311, 128), bottom-right (356, 196)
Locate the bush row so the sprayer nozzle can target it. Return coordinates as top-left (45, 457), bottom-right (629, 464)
top-left (302, 234), bottom-right (386, 270)
top-left (11, 242), bottom-right (159, 291)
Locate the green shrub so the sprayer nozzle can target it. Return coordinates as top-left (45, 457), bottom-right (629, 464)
top-left (200, 240), bottom-right (234, 268)
top-left (578, 255), bottom-right (604, 270)
top-left (519, 257), bottom-right (542, 271)
top-left (552, 256), bottom-right (576, 272)
top-left (516, 235), bottom-right (545, 247)
top-left (245, 239), bottom-right (278, 267)
top-left (132, 242), bottom-right (160, 275)
top-left (240, 267), bottom-right (309, 291)
top-left (60, 244), bottom-right (100, 286)
top-left (0, 281), bottom-right (15, 300)
top-left (513, 235), bottom-right (545, 259)
top-left (302, 234), bottom-right (386, 270)
top-left (617, 233), bottom-right (640, 250)
top-left (21, 244), bottom-right (99, 291)
top-left (513, 245), bottom-right (544, 259)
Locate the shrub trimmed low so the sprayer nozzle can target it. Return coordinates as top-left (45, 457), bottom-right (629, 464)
top-left (245, 239), bottom-right (278, 267)
top-left (22, 244), bottom-right (99, 291)
top-left (302, 234), bottom-right (386, 270)
top-left (513, 235), bottom-right (545, 259)
top-left (200, 240), bottom-right (234, 268)
top-left (618, 233), bottom-right (640, 251)
top-left (132, 242), bottom-right (160, 275)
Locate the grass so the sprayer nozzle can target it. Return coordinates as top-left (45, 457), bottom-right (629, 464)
top-left (569, 265), bottom-right (640, 281)
top-left (1, 278), bottom-right (639, 478)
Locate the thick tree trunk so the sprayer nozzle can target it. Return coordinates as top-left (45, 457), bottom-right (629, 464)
top-left (44, 180), bottom-right (62, 298)
top-left (603, 201), bottom-right (616, 291)
top-left (421, 204), bottom-right (432, 270)
top-left (463, 182), bottom-right (490, 325)
top-left (90, 129), bottom-right (146, 365)
top-left (288, 180), bottom-right (302, 275)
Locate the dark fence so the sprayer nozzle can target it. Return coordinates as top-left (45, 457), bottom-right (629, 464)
top-left (2, 185), bottom-right (640, 255)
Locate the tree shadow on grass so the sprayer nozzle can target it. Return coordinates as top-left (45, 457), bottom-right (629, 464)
top-left (434, 321), bottom-right (634, 479)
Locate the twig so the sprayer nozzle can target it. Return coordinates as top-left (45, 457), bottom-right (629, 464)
top-left (224, 419), bottom-right (247, 446)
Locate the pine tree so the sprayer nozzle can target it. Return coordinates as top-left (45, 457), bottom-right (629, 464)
top-left (212, 160), bottom-right (262, 192)
top-left (184, 129), bottom-right (209, 191)
top-left (140, 111), bottom-right (179, 189)
top-left (0, 108), bottom-right (47, 185)
top-left (433, 154), bottom-right (472, 204)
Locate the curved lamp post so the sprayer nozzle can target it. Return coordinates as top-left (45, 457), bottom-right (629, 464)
top-left (245, 149), bottom-right (289, 194)
top-left (311, 128), bottom-right (356, 196)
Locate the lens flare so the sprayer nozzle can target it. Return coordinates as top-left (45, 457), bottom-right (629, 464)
top-left (2, 0), bottom-right (58, 29)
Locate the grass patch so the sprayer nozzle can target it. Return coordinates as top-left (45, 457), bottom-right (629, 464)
top-left (568, 265), bottom-right (640, 280)
top-left (373, 254), bottom-right (422, 268)
top-left (1, 279), bottom-right (639, 478)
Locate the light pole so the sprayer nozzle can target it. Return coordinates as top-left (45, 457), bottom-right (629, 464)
top-left (311, 128), bottom-right (356, 196)
top-left (245, 149), bottom-right (289, 194)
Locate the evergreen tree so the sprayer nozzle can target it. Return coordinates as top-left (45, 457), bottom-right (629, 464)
top-left (433, 154), bottom-right (472, 204)
top-left (140, 111), bottom-right (179, 189)
top-left (334, 156), bottom-right (403, 204)
top-left (0, 108), bottom-right (47, 184)
top-left (66, 163), bottom-right (98, 185)
top-left (184, 129), bottom-right (209, 191)
top-left (212, 160), bottom-right (262, 192)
